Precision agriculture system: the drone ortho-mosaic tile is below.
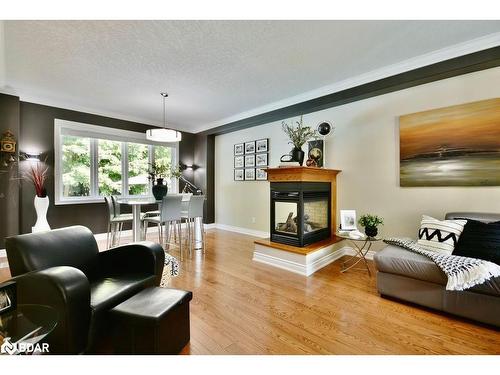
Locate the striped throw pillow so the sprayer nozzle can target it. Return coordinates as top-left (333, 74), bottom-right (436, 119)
top-left (417, 215), bottom-right (467, 255)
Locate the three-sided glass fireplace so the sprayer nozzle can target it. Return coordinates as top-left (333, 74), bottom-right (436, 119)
top-left (270, 182), bottom-right (331, 247)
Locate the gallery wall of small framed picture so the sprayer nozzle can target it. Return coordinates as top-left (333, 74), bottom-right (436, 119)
top-left (234, 138), bottom-right (269, 181)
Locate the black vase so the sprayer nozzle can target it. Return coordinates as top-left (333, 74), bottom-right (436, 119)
top-left (152, 178), bottom-right (168, 200)
top-left (291, 147), bottom-right (305, 166)
top-left (365, 226), bottom-right (378, 238)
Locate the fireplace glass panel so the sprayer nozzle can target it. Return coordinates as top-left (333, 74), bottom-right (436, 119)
top-left (303, 199), bottom-right (328, 234)
top-left (274, 201), bottom-right (298, 235)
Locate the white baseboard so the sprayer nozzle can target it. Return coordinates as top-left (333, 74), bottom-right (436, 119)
top-left (253, 244), bottom-right (375, 277)
top-left (214, 223), bottom-right (269, 238)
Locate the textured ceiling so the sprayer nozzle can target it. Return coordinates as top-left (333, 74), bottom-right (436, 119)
top-left (3, 20), bottom-right (500, 133)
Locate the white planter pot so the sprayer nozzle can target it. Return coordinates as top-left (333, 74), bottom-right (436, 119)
top-left (32, 196), bottom-right (51, 233)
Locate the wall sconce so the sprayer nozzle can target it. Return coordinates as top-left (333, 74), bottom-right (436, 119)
top-left (180, 163), bottom-right (197, 171)
top-left (22, 152), bottom-right (42, 162)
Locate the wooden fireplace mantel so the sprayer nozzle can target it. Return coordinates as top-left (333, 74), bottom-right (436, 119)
top-left (266, 166), bottom-right (341, 237)
top-left (265, 166), bottom-right (341, 183)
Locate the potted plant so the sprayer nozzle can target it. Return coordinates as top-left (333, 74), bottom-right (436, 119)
top-left (358, 214), bottom-right (384, 238)
top-left (281, 116), bottom-right (316, 165)
top-left (148, 162), bottom-right (170, 200)
top-left (25, 161), bottom-right (50, 232)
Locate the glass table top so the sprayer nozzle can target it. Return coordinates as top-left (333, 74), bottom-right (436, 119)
top-left (336, 231), bottom-right (382, 241)
top-left (0, 304), bottom-right (58, 355)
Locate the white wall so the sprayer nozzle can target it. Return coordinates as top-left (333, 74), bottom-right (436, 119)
top-left (215, 67), bottom-right (500, 249)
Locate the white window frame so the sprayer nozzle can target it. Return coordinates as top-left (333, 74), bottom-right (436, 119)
top-left (54, 119), bottom-right (179, 205)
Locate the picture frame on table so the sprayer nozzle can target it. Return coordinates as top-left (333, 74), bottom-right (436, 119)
top-left (255, 153), bottom-right (268, 167)
top-left (256, 138), bottom-right (269, 153)
top-left (245, 154), bottom-right (255, 167)
top-left (340, 210), bottom-right (357, 231)
top-left (256, 168), bottom-right (267, 181)
top-left (245, 141), bottom-right (256, 154)
top-left (234, 156), bottom-right (244, 168)
top-left (245, 168), bottom-right (255, 180)
top-left (234, 143), bottom-right (244, 156)
top-left (234, 169), bottom-right (244, 181)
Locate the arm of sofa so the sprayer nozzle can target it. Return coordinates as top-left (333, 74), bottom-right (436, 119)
top-left (98, 241), bottom-right (165, 284)
top-left (11, 266), bottom-right (91, 354)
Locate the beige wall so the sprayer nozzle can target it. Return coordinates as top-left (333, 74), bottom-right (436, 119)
top-left (215, 67), bottom-right (500, 249)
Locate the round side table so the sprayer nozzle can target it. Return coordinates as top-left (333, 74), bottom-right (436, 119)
top-left (336, 233), bottom-right (382, 276)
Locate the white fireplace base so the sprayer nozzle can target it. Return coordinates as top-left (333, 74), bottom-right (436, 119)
top-left (253, 241), bottom-right (346, 276)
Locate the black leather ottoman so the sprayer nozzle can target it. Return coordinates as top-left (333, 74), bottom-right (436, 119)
top-left (110, 287), bottom-right (193, 354)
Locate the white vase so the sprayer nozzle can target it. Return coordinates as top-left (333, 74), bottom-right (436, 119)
top-left (32, 196), bottom-right (51, 233)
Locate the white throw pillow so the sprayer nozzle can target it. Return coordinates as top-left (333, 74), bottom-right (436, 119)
top-left (417, 215), bottom-right (467, 255)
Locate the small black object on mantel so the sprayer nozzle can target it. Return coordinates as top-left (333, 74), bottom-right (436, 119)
top-left (0, 281), bottom-right (17, 315)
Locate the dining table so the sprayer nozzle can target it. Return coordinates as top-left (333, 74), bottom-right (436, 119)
top-left (115, 197), bottom-right (159, 242)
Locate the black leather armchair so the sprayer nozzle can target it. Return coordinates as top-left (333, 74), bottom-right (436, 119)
top-left (5, 225), bottom-right (165, 354)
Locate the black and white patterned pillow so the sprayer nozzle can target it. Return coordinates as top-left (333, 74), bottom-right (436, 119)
top-left (417, 215), bottom-right (467, 255)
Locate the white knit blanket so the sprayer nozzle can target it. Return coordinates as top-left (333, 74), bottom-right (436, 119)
top-left (384, 237), bottom-right (500, 291)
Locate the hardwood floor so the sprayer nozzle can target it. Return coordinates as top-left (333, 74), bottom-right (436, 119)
top-left (1, 229), bottom-right (499, 354)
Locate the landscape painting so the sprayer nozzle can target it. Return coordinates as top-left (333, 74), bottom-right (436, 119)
top-left (400, 98), bottom-right (500, 186)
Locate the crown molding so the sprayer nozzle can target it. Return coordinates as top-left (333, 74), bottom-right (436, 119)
top-left (197, 32), bottom-right (500, 134)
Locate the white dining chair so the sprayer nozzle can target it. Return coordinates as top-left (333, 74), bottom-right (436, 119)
top-left (182, 195), bottom-right (206, 255)
top-left (142, 195), bottom-right (184, 259)
top-left (105, 196), bottom-right (133, 248)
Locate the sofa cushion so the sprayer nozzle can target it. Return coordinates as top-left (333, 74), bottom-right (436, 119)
top-left (375, 245), bottom-right (500, 297)
top-left (453, 219), bottom-right (500, 266)
top-left (374, 245), bottom-right (447, 285)
top-left (417, 215), bottom-right (466, 255)
top-left (90, 273), bottom-right (156, 314)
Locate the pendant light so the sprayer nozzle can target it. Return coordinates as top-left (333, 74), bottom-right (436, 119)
top-left (146, 92), bottom-right (182, 142)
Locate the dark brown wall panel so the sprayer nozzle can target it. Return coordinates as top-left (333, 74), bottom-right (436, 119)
top-left (0, 94), bottom-right (20, 247)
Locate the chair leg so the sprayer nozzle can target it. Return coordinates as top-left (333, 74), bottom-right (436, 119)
top-left (158, 223), bottom-right (162, 245)
top-left (117, 222), bottom-right (123, 246)
top-left (165, 222), bottom-right (171, 249)
top-left (106, 223), bottom-right (111, 249)
top-left (111, 223), bottom-right (117, 247)
top-left (177, 221), bottom-right (183, 261)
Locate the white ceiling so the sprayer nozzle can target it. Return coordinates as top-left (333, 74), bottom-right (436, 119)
top-left (2, 20), bottom-right (500, 133)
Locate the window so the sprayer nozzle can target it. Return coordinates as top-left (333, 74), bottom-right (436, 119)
top-left (55, 120), bottom-right (179, 205)
top-left (98, 139), bottom-right (122, 196)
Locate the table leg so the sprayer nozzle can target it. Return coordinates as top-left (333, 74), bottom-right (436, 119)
top-left (132, 205), bottom-right (142, 242)
top-left (341, 240), bottom-right (372, 276)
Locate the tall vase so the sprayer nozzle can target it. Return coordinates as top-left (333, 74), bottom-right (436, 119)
top-left (32, 196), bottom-right (51, 233)
top-left (291, 147), bottom-right (305, 166)
top-left (152, 178), bottom-right (168, 200)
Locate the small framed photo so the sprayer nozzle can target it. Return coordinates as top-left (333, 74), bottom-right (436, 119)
top-left (245, 141), bottom-right (256, 154)
top-left (234, 156), bottom-right (244, 168)
top-left (340, 210), bottom-right (357, 231)
top-left (245, 154), bottom-right (255, 167)
top-left (234, 169), bottom-right (244, 181)
top-left (0, 281), bottom-right (17, 314)
top-left (234, 143), bottom-right (244, 156)
top-left (256, 168), bottom-right (267, 181)
top-left (245, 168), bottom-right (255, 180)
top-left (256, 138), bottom-right (269, 153)
top-left (255, 153), bottom-right (268, 167)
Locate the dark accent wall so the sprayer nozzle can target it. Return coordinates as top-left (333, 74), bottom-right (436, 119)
top-left (18, 102), bottom-right (197, 235)
top-left (193, 134), bottom-right (215, 223)
top-left (0, 94), bottom-right (20, 247)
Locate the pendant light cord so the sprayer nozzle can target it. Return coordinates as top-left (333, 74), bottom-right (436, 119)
top-left (161, 92), bottom-right (168, 130)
